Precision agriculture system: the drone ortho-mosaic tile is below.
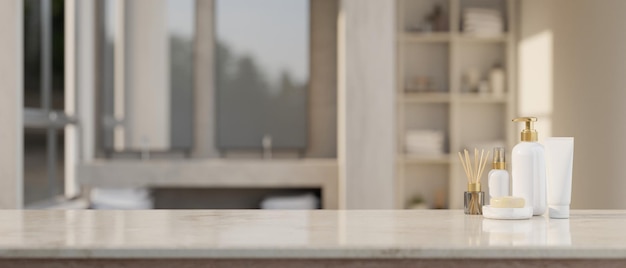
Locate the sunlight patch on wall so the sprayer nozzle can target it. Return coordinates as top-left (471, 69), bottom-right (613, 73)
top-left (519, 30), bottom-right (553, 140)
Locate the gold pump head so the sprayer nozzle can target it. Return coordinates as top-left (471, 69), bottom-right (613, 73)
top-left (512, 117), bottom-right (538, 142)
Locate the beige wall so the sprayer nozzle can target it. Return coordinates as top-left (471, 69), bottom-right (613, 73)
top-left (193, 0), bottom-right (218, 157)
top-left (0, 0), bottom-right (23, 208)
top-left (520, 0), bottom-right (626, 208)
top-left (306, 0), bottom-right (339, 158)
top-left (338, 0), bottom-right (396, 209)
top-left (124, 0), bottom-right (171, 151)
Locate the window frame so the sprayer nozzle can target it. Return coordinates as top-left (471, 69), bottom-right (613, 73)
top-left (23, 0), bottom-right (77, 205)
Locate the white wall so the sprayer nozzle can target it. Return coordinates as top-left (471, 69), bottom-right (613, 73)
top-left (520, 0), bottom-right (626, 208)
top-left (338, 0), bottom-right (396, 209)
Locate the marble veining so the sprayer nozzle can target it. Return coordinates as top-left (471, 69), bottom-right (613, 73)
top-left (0, 210), bottom-right (626, 259)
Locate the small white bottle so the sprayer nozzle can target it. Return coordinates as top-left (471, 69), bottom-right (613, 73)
top-left (488, 147), bottom-right (510, 200)
top-left (489, 65), bottom-right (506, 97)
top-left (511, 117), bottom-right (547, 216)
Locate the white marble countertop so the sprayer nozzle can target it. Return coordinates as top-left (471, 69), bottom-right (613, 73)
top-left (0, 210), bottom-right (625, 259)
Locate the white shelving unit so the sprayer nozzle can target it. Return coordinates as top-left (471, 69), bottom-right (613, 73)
top-left (396, 0), bottom-right (517, 209)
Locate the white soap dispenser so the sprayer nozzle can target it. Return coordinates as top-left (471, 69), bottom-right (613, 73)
top-left (488, 147), bottom-right (510, 200)
top-left (511, 117), bottom-right (547, 216)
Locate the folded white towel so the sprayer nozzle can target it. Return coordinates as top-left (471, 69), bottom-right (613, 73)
top-left (91, 188), bottom-right (153, 209)
top-left (463, 7), bottom-right (504, 34)
top-left (405, 129), bottom-right (445, 154)
top-left (260, 193), bottom-right (319, 210)
top-left (464, 8), bottom-right (502, 16)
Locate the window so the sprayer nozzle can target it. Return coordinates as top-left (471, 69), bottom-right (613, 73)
top-left (215, 0), bottom-right (310, 151)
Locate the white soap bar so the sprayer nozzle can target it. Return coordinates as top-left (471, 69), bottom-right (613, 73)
top-left (490, 196), bottom-right (525, 208)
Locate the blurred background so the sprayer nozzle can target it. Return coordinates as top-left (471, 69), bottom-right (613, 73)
top-left (3, 0), bottom-right (624, 210)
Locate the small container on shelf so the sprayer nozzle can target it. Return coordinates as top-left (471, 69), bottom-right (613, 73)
top-left (462, 68), bottom-right (482, 93)
top-left (406, 4), bottom-right (449, 33)
top-left (405, 75), bottom-right (436, 93)
top-left (489, 64), bottom-right (506, 97)
top-left (407, 195), bottom-right (429, 210)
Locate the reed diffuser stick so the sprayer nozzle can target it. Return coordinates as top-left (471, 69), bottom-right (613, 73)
top-left (465, 149), bottom-right (474, 183)
top-left (474, 148), bottom-right (478, 181)
top-left (481, 150), bottom-right (488, 181)
top-left (458, 152), bottom-right (470, 180)
top-left (477, 151), bottom-right (490, 181)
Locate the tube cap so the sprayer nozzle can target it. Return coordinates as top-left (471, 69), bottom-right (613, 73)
top-left (549, 205), bottom-right (570, 219)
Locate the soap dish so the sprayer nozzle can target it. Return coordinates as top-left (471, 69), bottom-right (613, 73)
top-left (482, 205), bottom-right (533, 220)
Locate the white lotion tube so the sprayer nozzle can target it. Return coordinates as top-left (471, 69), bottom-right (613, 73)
top-left (544, 137), bottom-right (574, 219)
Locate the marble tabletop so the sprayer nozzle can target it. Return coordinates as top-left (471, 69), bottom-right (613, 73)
top-left (0, 210), bottom-right (624, 259)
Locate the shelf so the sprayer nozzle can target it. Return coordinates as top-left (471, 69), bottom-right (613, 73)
top-left (397, 0), bottom-right (515, 210)
top-left (402, 32), bottom-right (451, 43)
top-left (455, 34), bottom-right (509, 43)
top-left (401, 154), bottom-right (451, 165)
top-left (402, 33), bottom-right (509, 43)
top-left (455, 94), bottom-right (508, 103)
top-left (402, 93), bottom-right (507, 104)
top-left (402, 92), bottom-right (451, 103)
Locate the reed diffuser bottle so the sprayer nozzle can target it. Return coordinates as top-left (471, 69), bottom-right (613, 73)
top-left (459, 149), bottom-right (490, 215)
